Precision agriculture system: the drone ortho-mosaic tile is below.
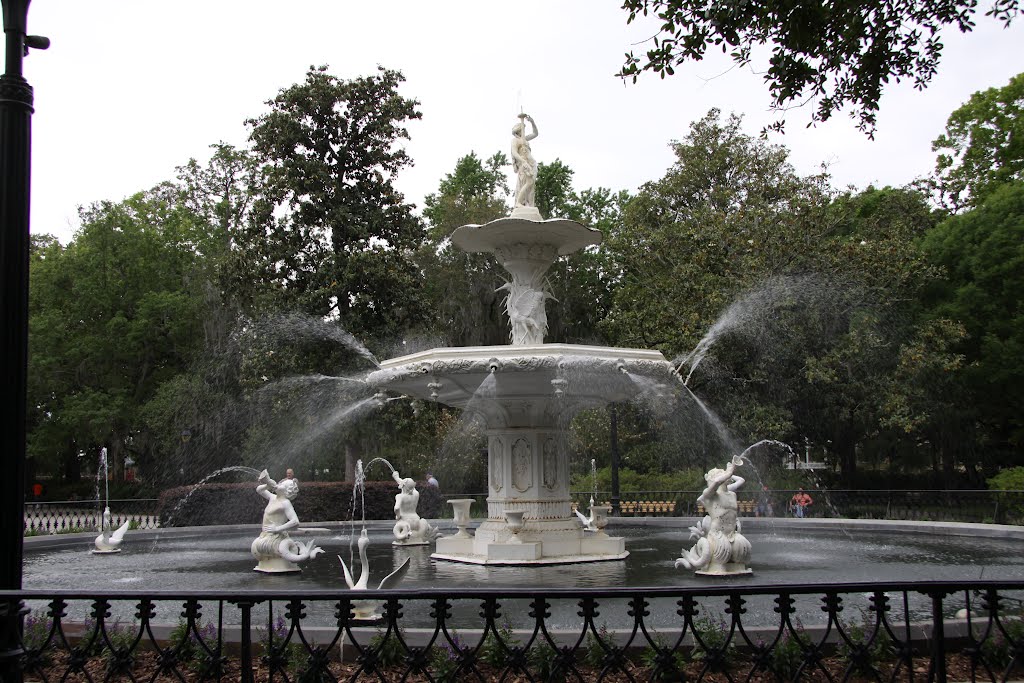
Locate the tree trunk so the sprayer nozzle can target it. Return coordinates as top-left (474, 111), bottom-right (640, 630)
top-left (836, 439), bottom-right (857, 481)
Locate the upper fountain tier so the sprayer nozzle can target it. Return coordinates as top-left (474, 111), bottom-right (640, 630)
top-left (451, 216), bottom-right (602, 256)
top-left (451, 218), bottom-right (601, 347)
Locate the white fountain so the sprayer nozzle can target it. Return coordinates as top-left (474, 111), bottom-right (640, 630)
top-left (368, 113), bottom-right (675, 565)
top-left (93, 447), bottom-right (130, 554)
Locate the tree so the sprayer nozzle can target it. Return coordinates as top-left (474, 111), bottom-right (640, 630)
top-left (535, 160), bottom-right (630, 344)
top-left (602, 111), bottom-right (945, 479)
top-left (27, 192), bottom-right (209, 486)
top-left (920, 181), bottom-right (1024, 461)
top-left (240, 65), bottom-right (427, 343)
top-left (931, 72), bottom-right (1024, 212)
top-left (618, 0), bottom-right (1021, 135)
top-left (417, 152), bottom-right (510, 346)
top-left (602, 109), bottom-right (834, 354)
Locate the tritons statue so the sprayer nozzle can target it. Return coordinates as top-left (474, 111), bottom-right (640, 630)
top-left (251, 470), bottom-right (324, 573)
top-left (391, 471), bottom-right (441, 546)
top-left (676, 455), bottom-right (752, 575)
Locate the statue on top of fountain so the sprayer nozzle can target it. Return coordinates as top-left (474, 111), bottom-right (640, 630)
top-left (511, 112), bottom-right (539, 218)
top-left (676, 455), bottom-right (753, 575)
top-left (391, 470), bottom-right (441, 546)
top-left (251, 469), bottom-right (324, 573)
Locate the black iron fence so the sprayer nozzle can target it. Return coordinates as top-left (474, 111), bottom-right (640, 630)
top-left (3, 580), bottom-right (1023, 682)
top-left (22, 499), bottom-right (161, 535)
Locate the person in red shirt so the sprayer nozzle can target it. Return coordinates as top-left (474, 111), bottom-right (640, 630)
top-left (790, 488), bottom-right (813, 518)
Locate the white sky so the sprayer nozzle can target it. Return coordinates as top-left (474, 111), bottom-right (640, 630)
top-left (23, 1), bottom-right (1024, 244)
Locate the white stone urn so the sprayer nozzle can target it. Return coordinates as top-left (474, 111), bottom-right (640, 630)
top-left (504, 510), bottom-right (525, 544)
top-left (590, 505), bottom-right (611, 537)
top-left (448, 498), bottom-right (474, 539)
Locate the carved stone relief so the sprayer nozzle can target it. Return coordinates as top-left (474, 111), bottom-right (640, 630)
top-left (542, 438), bottom-right (558, 489)
top-left (491, 437), bottom-right (504, 492)
top-left (512, 438), bottom-right (532, 492)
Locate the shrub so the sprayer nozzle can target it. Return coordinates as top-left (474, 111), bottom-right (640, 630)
top-left (430, 631), bottom-right (466, 682)
top-left (980, 617), bottom-right (1024, 671)
top-left (368, 628), bottom-right (407, 669)
top-left (838, 611), bottom-right (897, 676)
top-left (481, 621), bottom-right (520, 668)
top-left (763, 625), bottom-right (807, 680)
top-left (168, 619), bottom-right (220, 674)
top-left (583, 623), bottom-right (610, 667)
top-left (528, 641), bottom-right (563, 679)
top-left (639, 629), bottom-right (687, 681)
top-left (22, 610), bottom-right (54, 667)
top-left (692, 613), bottom-right (735, 670)
top-left (988, 467), bottom-right (1024, 523)
top-left (257, 615), bottom-right (302, 675)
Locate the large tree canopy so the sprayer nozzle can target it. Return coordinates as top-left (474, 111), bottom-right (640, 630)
top-left (931, 72), bottom-right (1024, 211)
top-left (239, 65), bottom-right (426, 342)
top-left (920, 181), bottom-right (1024, 457)
top-left (619, 0), bottom-right (1020, 135)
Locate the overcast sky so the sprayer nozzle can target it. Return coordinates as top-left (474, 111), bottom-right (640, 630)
top-left (23, 1), bottom-right (1024, 244)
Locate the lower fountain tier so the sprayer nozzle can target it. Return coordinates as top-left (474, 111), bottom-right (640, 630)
top-left (433, 520), bottom-right (627, 565)
top-left (367, 343), bottom-right (674, 427)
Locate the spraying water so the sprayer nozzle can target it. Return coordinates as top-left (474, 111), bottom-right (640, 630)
top-left (161, 465), bottom-right (263, 529)
top-left (347, 459), bottom-right (368, 571)
top-left (675, 275), bottom-right (835, 386)
top-left (97, 447), bottom-right (109, 533)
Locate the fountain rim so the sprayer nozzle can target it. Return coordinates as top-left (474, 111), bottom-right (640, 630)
top-left (23, 517), bottom-right (1024, 552)
top-left (376, 343), bottom-right (668, 370)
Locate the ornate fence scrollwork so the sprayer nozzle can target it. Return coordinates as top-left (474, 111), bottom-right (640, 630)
top-left (5, 580), bottom-right (1024, 681)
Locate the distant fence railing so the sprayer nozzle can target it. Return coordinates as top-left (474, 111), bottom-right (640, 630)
top-left (25, 490), bottom-right (1024, 535)
top-left (23, 499), bottom-right (161, 535)
top-left (563, 489), bottom-right (1024, 524)
top-left (3, 580), bottom-right (1023, 682)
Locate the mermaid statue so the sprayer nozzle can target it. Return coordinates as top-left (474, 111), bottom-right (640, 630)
top-left (251, 470), bottom-right (324, 573)
top-left (675, 455), bottom-right (753, 575)
top-left (391, 471), bottom-right (440, 546)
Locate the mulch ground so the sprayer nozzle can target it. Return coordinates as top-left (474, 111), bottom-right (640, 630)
top-left (22, 649), bottom-right (1021, 682)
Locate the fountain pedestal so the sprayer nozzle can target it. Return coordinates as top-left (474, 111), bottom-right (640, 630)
top-left (372, 344), bottom-right (670, 565)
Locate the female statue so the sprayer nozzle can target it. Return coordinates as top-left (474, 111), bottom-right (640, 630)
top-left (676, 455), bottom-right (752, 575)
top-left (511, 113), bottom-right (539, 209)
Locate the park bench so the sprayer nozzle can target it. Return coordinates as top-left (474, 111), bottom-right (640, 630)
top-left (621, 500), bottom-right (676, 515)
top-left (696, 500), bottom-right (756, 516)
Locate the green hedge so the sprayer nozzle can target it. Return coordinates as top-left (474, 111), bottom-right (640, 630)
top-left (157, 480), bottom-right (443, 527)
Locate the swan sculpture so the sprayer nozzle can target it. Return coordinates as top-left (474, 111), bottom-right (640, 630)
top-left (574, 497), bottom-right (598, 531)
top-left (93, 508), bottom-right (130, 554)
top-left (339, 529), bottom-right (412, 620)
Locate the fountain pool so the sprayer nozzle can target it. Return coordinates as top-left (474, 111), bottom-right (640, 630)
top-left (22, 520), bottom-right (1024, 629)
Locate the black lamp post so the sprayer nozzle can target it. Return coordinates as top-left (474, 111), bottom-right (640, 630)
top-left (609, 403), bottom-right (621, 516)
top-left (1, 0), bottom-right (46, 679)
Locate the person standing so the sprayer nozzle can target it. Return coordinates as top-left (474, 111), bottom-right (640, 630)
top-left (755, 485), bottom-right (773, 517)
top-left (426, 473), bottom-right (439, 488)
top-left (790, 488), bottom-right (813, 518)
